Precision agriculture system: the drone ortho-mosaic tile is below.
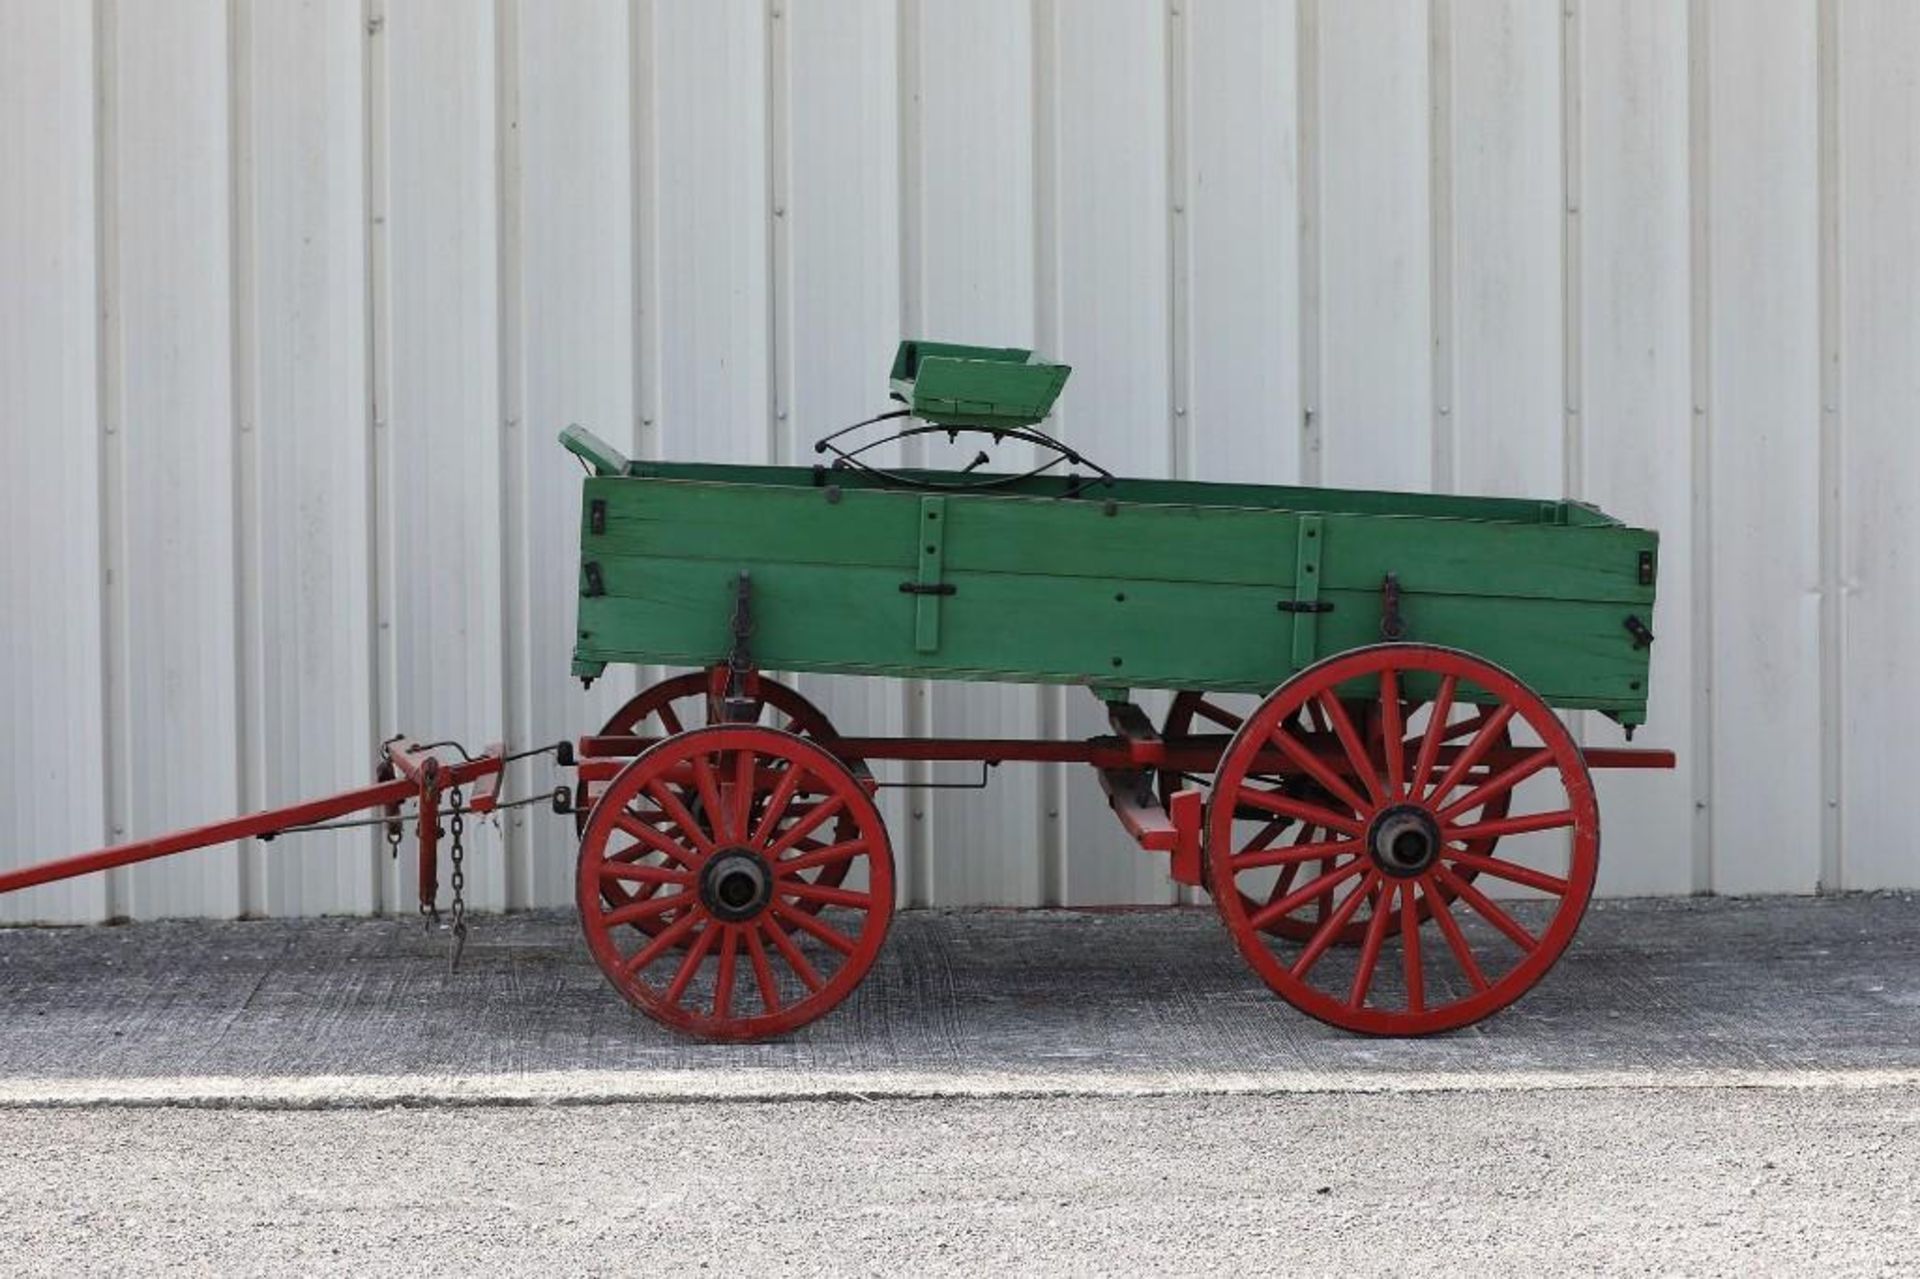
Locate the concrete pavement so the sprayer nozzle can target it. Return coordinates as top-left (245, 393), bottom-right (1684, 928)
top-left (0, 893), bottom-right (1917, 1103)
top-left (3, 895), bottom-right (1919, 1275)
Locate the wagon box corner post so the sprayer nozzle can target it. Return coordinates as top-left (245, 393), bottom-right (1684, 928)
top-left (2, 340), bottom-right (1671, 1042)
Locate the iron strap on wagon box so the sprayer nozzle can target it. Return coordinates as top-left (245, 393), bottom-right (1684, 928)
top-left (1, 340), bottom-right (1674, 1042)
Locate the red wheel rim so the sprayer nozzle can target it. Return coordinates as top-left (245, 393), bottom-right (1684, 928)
top-left (1206, 645), bottom-right (1598, 1035)
top-left (582, 673), bottom-right (858, 933)
top-left (577, 725), bottom-right (894, 1041)
top-left (1162, 690), bottom-right (1510, 944)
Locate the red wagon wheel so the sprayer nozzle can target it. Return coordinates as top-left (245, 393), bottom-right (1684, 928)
top-left (576, 671), bottom-right (842, 833)
top-left (1161, 689), bottom-right (1513, 945)
top-left (577, 724), bottom-right (894, 1040)
top-left (1206, 644), bottom-right (1598, 1035)
top-left (580, 673), bottom-right (859, 937)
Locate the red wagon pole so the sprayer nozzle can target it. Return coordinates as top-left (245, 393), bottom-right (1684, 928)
top-left (0, 744), bottom-right (505, 899)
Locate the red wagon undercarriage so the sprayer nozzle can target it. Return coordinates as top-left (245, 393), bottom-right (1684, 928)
top-left (1, 650), bottom-right (1673, 1042)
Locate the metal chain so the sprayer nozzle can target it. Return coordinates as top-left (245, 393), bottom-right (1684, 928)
top-left (447, 787), bottom-right (469, 970)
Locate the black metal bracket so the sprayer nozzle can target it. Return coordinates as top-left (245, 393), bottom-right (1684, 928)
top-left (1277, 600), bottom-right (1334, 614)
top-left (725, 572), bottom-right (757, 721)
top-left (1624, 614), bottom-right (1655, 649)
top-left (589, 498), bottom-right (606, 536)
top-left (1381, 573), bottom-right (1406, 640)
top-left (899, 581), bottom-right (957, 597)
top-left (582, 562), bottom-right (605, 597)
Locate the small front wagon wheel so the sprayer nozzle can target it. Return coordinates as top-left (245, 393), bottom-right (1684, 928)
top-left (577, 725), bottom-right (894, 1041)
top-left (1208, 644), bottom-right (1599, 1035)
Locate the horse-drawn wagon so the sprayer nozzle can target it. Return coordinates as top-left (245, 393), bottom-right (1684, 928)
top-left (1, 341), bottom-right (1672, 1041)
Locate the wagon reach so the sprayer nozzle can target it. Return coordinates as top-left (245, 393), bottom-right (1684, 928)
top-left (3, 339), bottom-right (1674, 1041)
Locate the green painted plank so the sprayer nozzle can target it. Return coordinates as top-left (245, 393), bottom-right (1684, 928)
top-left (576, 555), bottom-right (1653, 713)
top-left (585, 475), bottom-right (1656, 603)
top-left (627, 458), bottom-right (1615, 526)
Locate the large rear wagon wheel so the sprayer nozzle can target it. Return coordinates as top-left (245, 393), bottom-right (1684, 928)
top-left (1206, 645), bottom-right (1598, 1035)
top-left (1162, 689), bottom-right (1512, 946)
top-left (577, 725), bottom-right (894, 1041)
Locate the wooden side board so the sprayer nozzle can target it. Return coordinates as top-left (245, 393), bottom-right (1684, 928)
top-left (571, 465), bottom-right (1658, 722)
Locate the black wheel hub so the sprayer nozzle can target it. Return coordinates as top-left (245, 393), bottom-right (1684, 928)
top-left (699, 847), bottom-right (775, 922)
top-left (1367, 804), bottom-right (1443, 878)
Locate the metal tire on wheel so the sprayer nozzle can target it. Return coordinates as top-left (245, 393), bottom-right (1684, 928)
top-left (577, 724), bottom-right (894, 1040)
top-left (1161, 689), bottom-right (1512, 946)
top-left (1206, 644), bottom-right (1598, 1035)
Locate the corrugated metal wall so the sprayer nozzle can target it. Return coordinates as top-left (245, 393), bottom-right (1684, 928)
top-left (3, 0), bottom-right (1918, 923)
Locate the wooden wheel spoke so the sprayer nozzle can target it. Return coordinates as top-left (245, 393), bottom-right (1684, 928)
top-left (597, 862), bottom-right (692, 888)
top-left (1232, 837), bottom-right (1361, 872)
top-left (691, 754), bottom-right (727, 844)
top-left (661, 924), bottom-right (720, 1008)
top-left (759, 917), bottom-right (825, 992)
top-left (1379, 668), bottom-right (1407, 798)
top-left (1267, 723), bottom-right (1371, 816)
top-left (781, 880), bottom-right (874, 911)
top-left (1424, 874), bottom-right (1490, 992)
top-left (728, 747), bottom-right (758, 843)
top-left (1435, 864), bottom-right (1538, 951)
top-left (1444, 849), bottom-right (1570, 896)
top-left (1425, 703), bottom-right (1517, 809)
top-left (1251, 858), bottom-right (1366, 933)
top-left (744, 925), bottom-right (782, 1014)
top-left (773, 901), bottom-right (860, 957)
top-left (712, 927), bottom-right (739, 1020)
top-left (1239, 817), bottom-right (1293, 854)
top-left (602, 892), bottom-right (695, 930)
top-left (750, 764), bottom-right (807, 846)
top-left (1437, 748), bottom-right (1554, 823)
top-left (1400, 882), bottom-right (1425, 1013)
top-left (1193, 699), bottom-right (1246, 731)
top-left (1319, 692), bottom-right (1384, 805)
top-left (1410, 675), bottom-right (1458, 800)
top-left (614, 812), bottom-right (704, 869)
top-left (644, 781), bottom-right (717, 858)
top-left (620, 910), bottom-right (702, 976)
top-left (1232, 783), bottom-right (1365, 838)
top-left (1289, 871), bottom-right (1379, 980)
top-left (1347, 880), bottom-right (1396, 1010)
top-left (1445, 808), bottom-right (1574, 843)
top-left (776, 838), bottom-right (868, 878)
top-left (1266, 861), bottom-right (1302, 906)
top-left (1438, 710), bottom-right (1492, 742)
top-left (656, 702), bottom-right (685, 735)
top-left (765, 794), bottom-right (848, 858)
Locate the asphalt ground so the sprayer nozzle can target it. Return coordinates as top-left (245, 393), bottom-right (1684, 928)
top-left (1, 895), bottom-right (1917, 1274)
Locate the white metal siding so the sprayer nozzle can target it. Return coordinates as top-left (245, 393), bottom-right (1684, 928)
top-left (2, 0), bottom-right (1917, 921)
